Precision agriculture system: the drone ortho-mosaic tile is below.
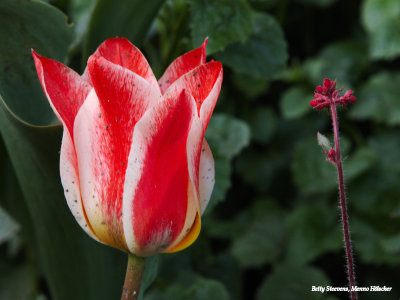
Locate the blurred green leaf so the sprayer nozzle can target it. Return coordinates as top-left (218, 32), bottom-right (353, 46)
top-left (350, 130), bottom-right (400, 216)
top-left (231, 211), bottom-right (286, 267)
top-left (231, 73), bottom-right (269, 100)
top-left (362, 0), bottom-right (400, 59)
top-left (344, 147), bottom-right (376, 179)
top-left (256, 264), bottom-right (334, 300)
top-left (190, 0), bottom-right (253, 54)
top-left (247, 107), bottom-right (277, 144)
top-left (69, 0), bottom-right (96, 45)
top-left (146, 272), bottom-right (229, 300)
top-left (350, 72), bottom-right (400, 126)
top-left (205, 114), bottom-right (250, 211)
top-left (280, 87), bottom-right (312, 119)
top-left (295, 0), bottom-right (336, 7)
top-left (285, 202), bottom-right (342, 266)
top-left (83, 0), bottom-right (164, 60)
top-left (206, 114), bottom-right (251, 160)
top-left (353, 217), bottom-right (400, 265)
top-left (0, 0), bottom-right (73, 125)
top-left (0, 265), bottom-right (34, 300)
top-left (0, 206), bottom-right (19, 245)
top-left (292, 136), bottom-right (370, 194)
top-left (215, 12), bottom-right (288, 79)
top-left (302, 41), bottom-right (369, 88)
top-left (292, 137), bottom-right (337, 193)
top-left (381, 233), bottom-right (400, 254)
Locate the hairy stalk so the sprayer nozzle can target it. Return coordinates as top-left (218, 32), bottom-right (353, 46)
top-left (121, 254), bottom-right (146, 300)
top-left (330, 103), bottom-right (358, 300)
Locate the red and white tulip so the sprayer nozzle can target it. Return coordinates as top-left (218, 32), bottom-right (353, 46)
top-left (32, 37), bottom-right (222, 257)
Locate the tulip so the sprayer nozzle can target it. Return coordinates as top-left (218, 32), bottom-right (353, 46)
top-left (32, 37), bottom-right (223, 259)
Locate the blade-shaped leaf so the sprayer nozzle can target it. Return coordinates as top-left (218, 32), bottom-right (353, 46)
top-left (83, 0), bottom-right (164, 61)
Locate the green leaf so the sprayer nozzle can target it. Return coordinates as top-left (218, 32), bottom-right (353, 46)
top-left (231, 73), bottom-right (269, 100)
top-left (349, 72), bottom-right (400, 126)
top-left (344, 147), bottom-right (376, 180)
top-left (381, 233), bottom-right (400, 254)
top-left (302, 41), bottom-right (369, 88)
top-left (295, 0), bottom-right (336, 7)
top-left (285, 202), bottom-right (342, 266)
top-left (0, 1), bottom-right (126, 298)
top-left (257, 264), bottom-right (334, 300)
top-left (215, 12), bottom-right (288, 79)
top-left (362, 0), bottom-right (400, 59)
top-left (0, 265), bottom-right (35, 300)
top-left (69, 0), bottom-right (96, 44)
top-left (292, 136), bottom-right (368, 194)
top-left (231, 211), bottom-right (286, 267)
top-left (352, 217), bottom-right (400, 265)
top-left (206, 114), bottom-right (251, 160)
top-left (0, 206), bottom-right (20, 245)
top-left (280, 86), bottom-right (312, 119)
top-left (146, 273), bottom-right (230, 300)
top-left (189, 0), bottom-right (253, 54)
top-left (83, 0), bottom-right (164, 60)
top-left (292, 137), bottom-right (337, 193)
top-left (0, 0), bottom-right (74, 125)
top-left (247, 107), bottom-right (277, 144)
top-left (139, 255), bottom-right (160, 300)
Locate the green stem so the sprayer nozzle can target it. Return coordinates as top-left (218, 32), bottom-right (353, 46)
top-left (121, 254), bottom-right (146, 300)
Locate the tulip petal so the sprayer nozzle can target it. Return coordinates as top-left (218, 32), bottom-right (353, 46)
top-left (84, 37), bottom-right (159, 91)
top-left (122, 91), bottom-right (199, 256)
top-left (73, 57), bottom-right (161, 250)
top-left (60, 130), bottom-right (99, 241)
top-left (198, 139), bottom-right (215, 214)
top-left (158, 38), bottom-right (208, 94)
top-left (165, 63), bottom-right (222, 209)
top-left (164, 61), bottom-right (222, 118)
top-left (31, 50), bottom-right (91, 136)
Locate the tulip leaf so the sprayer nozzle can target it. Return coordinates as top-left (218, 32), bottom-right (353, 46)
top-left (83, 0), bottom-right (164, 60)
top-left (0, 265), bottom-right (36, 300)
top-left (139, 255), bottom-right (160, 300)
top-left (189, 0), bottom-right (254, 54)
top-left (0, 206), bottom-right (20, 245)
top-left (0, 1), bottom-right (128, 299)
top-left (362, 0), bottom-right (400, 59)
top-left (0, 0), bottom-right (74, 126)
top-left (215, 13), bottom-right (288, 79)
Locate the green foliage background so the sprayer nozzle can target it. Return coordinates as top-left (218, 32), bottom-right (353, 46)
top-left (0, 0), bottom-right (399, 299)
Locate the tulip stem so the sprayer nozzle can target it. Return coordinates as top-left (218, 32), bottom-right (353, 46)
top-left (121, 254), bottom-right (146, 300)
